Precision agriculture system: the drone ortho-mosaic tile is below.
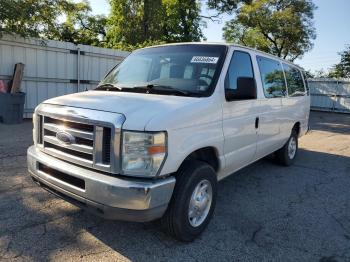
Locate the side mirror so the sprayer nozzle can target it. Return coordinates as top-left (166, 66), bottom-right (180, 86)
top-left (225, 77), bottom-right (257, 101)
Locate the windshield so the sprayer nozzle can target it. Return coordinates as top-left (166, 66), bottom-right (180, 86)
top-left (98, 44), bottom-right (227, 97)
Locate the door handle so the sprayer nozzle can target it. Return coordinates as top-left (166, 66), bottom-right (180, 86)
top-left (255, 117), bottom-right (259, 129)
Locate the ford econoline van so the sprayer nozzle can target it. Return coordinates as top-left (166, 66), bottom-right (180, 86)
top-left (28, 43), bottom-right (310, 241)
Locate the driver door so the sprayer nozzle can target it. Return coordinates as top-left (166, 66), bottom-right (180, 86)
top-left (222, 50), bottom-right (259, 176)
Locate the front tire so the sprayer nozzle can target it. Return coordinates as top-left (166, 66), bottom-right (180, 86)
top-left (275, 129), bottom-right (298, 166)
top-left (161, 160), bottom-right (217, 242)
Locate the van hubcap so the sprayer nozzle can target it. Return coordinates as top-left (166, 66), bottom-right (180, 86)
top-left (188, 179), bottom-right (213, 227)
top-left (288, 137), bottom-right (297, 159)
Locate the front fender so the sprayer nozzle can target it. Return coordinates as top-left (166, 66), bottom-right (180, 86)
top-left (158, 120), bottom-right (225, 176)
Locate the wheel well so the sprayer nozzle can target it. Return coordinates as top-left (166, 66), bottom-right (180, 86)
top-left (293, 122), bottom-right (300, 136)
top-left (183, 147), bottom-right (219, 172)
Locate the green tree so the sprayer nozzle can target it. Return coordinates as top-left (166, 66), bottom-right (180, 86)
top-left (162, 0), bottom-right (204, 42)
top-left (106, 0), bottom-right (204, 51)
top-left (0, 0), bottom-right (107, 46)
top-left (0, 0), bottom-right (63, 38)
top-left (221, 0), bottom-right (316, 61)
top-left (46, 1), bottom-right (108, 46)
top-left (328, 46), bottom-right (350, 78)
top-left (207, 0), bottom-right (248, 14)
top-left (106, 0), bottom-right (164, 49)
top-left (1, 0), bottom-right (204, 50)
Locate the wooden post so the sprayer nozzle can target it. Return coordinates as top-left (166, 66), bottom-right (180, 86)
top-left (10, 63), bottom-right (25, 93)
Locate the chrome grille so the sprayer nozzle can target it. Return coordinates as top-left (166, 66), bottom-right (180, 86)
top-left (42, 116), bottom-right (95, 165)
top-left (35, 104), bottom-right (125, 174)
top-left (43, 117), bottom-right (94, 161)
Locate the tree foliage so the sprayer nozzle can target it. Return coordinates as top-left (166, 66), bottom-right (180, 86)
top-left (1, 0), bottom-right (209, 51)
top-left (0, 0), bottom-right (107, 46)
top-left (328, 46), bottom-right (350, 78)
top-left (162, 0), bottom-right (204, 42)
top-left (106, 0), bottom-right (204, 51)
top-left (207, 0), bottom-right (249, 14)
top-left (106, 0), bottom-right (164, 48)
top-left (221, 0), bottom-right (316, 61)
top-left (0, 0), bottom-right (63, 38)
top-left (46, 1), bottom-right (107, 46)
top-left (1, 0), bottom-right (206, 51)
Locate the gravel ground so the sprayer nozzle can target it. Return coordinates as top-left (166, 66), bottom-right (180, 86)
top-left (0, 111), bottom-right (349, 262)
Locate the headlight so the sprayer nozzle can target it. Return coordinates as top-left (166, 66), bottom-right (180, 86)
top-left (122, 131), bottom-right (167, 177)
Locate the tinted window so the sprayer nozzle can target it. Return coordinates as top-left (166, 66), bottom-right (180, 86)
top-left (257, 56), bottom-right (286, 98)
top-left (283, 64), bottom-right (305, 96)
top-left (225, 51), bottom-right (254, 90)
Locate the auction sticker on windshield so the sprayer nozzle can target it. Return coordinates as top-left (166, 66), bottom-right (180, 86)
top-left (191, 56), bottom-right (219, 64)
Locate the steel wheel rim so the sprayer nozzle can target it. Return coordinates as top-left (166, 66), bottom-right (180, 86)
top-left (188, 179), bottom-right (213, 227)
top-left (288, 136), bottom-right (297, 159)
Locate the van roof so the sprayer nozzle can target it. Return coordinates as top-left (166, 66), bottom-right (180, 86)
top-left (141, 42), bottom-right (304, 71)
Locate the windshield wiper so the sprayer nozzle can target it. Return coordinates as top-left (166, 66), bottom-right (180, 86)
top-left (95, 83), bottom-right (122, 91)
top-left (134, 84), bottom-right (193, 96)
top-left (96, 83), bottom-right (198, 96)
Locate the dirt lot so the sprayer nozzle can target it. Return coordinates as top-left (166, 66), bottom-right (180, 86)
top-left (0, 111), bottom-right (350, 262)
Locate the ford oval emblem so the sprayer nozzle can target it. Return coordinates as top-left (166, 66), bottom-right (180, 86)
top-left (56, 130), bottom-right (76, 145)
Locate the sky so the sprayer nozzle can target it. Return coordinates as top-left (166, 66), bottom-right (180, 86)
top-left (87, 0), bottom-right (350, 73)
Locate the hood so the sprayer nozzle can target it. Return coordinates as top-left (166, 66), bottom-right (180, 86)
top-left (43, 90), bottom-right (198, 130)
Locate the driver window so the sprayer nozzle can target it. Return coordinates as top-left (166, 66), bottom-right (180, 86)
top-left (225, 51), bottom-right (254, 90)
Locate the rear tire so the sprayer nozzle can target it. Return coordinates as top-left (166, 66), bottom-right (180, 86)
top-left (161, 160), bottom-right (217, 242)
top-left (275, 129), bottom-right (298, 166)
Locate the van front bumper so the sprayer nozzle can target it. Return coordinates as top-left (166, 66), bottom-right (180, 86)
top-left (27, 146), bottom-right (175, 222)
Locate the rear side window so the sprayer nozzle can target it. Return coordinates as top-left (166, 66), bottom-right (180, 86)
top-left (225, 51), bottom-right (254, 90)
top-left (283, 64), bottom-right (306, 96)
top-left (257, 56), bottom-right (286, 98)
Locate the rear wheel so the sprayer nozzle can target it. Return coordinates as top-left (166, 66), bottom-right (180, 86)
top-left (161, 160), bottom-right (217, 242)
top-left (275, 129), bottom-right (298, 166)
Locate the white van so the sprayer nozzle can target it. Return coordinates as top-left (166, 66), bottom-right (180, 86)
top-left (27, 43), bottom-right (310, 241)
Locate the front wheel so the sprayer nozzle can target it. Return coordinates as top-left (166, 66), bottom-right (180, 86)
top-left (275, 129), bottom-right (298, 166)
top-left (161, 160), bottom-right (217, 242)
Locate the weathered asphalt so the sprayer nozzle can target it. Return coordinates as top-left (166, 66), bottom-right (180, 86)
top-left (0, 111), bottom-right (349, 262)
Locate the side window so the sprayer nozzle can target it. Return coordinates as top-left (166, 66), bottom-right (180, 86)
top-left (257, 56), bottom-right (286, 98)
top-left (225, 51), bottom-right (254, 90)
top-left (283, 64), bottom-right (306, 96)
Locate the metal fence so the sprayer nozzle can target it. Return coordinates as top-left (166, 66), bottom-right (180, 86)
top-left (0, 35), bottom-right (129, 118)
top-left (309, 78), bottom-right (350, 113)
